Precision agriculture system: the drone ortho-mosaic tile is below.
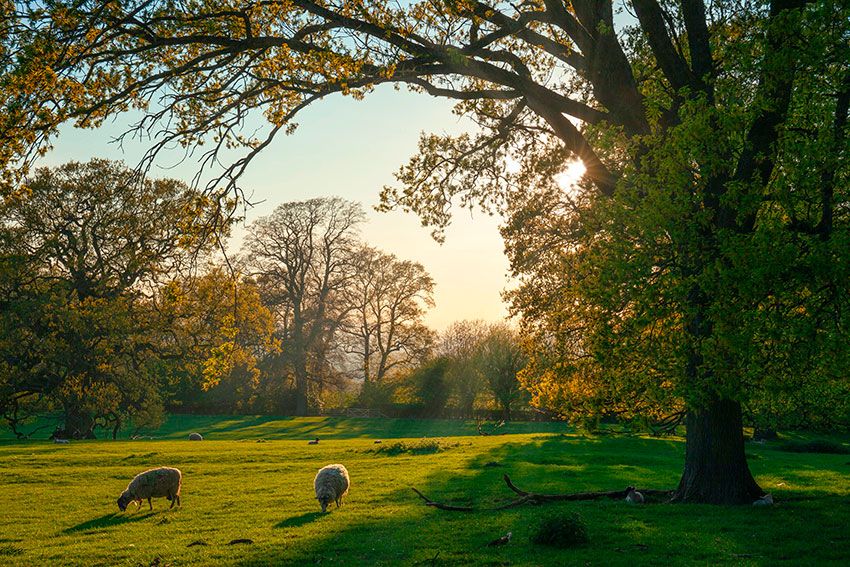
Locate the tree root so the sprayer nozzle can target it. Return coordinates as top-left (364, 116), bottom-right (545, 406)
top-left (412, 475), bottom-right (673, 511)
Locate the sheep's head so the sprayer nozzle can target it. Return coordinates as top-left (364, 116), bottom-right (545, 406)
top-left (117, 491), bottom-right (132, 512)
top-left (318, 495), bottom-right (330, 513)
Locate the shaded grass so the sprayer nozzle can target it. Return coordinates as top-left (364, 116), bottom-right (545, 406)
top-left (0, 416), bottom-right (848, 565)
top-left (0, 545), bottom-right (24, 556)
top-left (776, 439), bottom-right (850, 455)
top-left (63, 512), bottom-right (156, 534)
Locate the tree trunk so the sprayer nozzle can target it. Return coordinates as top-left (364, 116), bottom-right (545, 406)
top-left (672, 397), bottom-right (763, 504)
top-left (500, 401), bottom-right (511, 421)
top-left (294, 367), bottom-right (308, 416)
top-left (60, 406), bottom-right (96, 439)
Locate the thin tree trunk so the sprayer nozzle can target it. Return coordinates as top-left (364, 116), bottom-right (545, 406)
top-left (294, 366), bottom-right (308, 416)
top-left (500, 400), bottom-right (511, 421)
top-left (62, 405), bottom-right (96, 439)
top-left (672, 397), bottom-right (763, 504)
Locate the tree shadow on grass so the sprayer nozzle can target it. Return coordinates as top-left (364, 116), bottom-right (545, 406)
top-left (62, 511), bottom-right (155, 534)
top-left (236, 433), bottom-right (850, 565)
top-left (274, 511), bottom-right (323, 529)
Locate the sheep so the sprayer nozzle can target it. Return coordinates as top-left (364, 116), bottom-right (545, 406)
top-left (314, 464), bottom-right (349, 513)
top-left (188, 433), bottom-right (203, 441)
top-left (117, 467), bottom-right (182, 512)
top-left (753, 493), bottom-right (774, 506)
top-left (625, 486), bottom-right (645, 504)
top-left (308, 437), bottom-right (319, 445)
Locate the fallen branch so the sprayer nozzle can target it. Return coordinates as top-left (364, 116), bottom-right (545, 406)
top-left (649, 411), bottom-right (686, 436)
top-left (411, 476), bottom-right (672, 512)
top-left (503, 474), bottom-right (671, 502)
top-left (411, 487), bottom-right (475, 511)
top-left (412, 486), bottom-right (531, 511)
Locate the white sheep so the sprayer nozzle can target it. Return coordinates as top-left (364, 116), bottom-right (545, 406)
top-left (314, 464), bottom-right (350, 513)
top-left (753, 493), bottom-right (774, 506)
top-left (117, 467), bottom-right (182, 511)
top-left (625, 486), bottom-right (645, 504)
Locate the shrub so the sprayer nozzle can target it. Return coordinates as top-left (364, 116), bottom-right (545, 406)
top-left (371, 439), bottom-right (454, 456)
top-left (358, 381), bottom-right (396, 410)
top-left (412, 357), bottom-right (451, 417)
top-left (531, 512), bottom-right (589, 548)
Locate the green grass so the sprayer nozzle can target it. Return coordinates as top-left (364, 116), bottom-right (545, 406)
top-left (1, 416), bottom-right (848, 566)
top-left (0, 413), bottom-right (570, 441)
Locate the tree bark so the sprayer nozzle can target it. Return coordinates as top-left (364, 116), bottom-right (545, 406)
top-left (672, 397), bottom-right (763, 504)
top-left (294, 366), bottom-right (309, 416)
top-left (501, 404), bottom-right (511, 421)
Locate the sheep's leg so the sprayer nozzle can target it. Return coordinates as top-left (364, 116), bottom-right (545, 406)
top-left (169, 493), bottom-right (175, 509)
top-left (176, 494), bottom-right (180, 507)
top-left (147, 498), bottom-right (152, 510)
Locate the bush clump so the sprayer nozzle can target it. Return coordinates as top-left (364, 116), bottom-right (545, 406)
top-left (779, 440), bottom-right (850, 455)
top-left (531, 512), bottom-right (589, 548)
top-left (371, 439), bottom-right (453, 456)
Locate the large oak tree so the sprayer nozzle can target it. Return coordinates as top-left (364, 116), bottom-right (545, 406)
top-left (0, 159), bottom-right (223, 437)
top-left (1, 1), bottom-right (848, 502)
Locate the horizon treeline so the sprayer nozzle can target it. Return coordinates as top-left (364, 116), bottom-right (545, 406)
top-left (0, 159), bottom-right (531, 439)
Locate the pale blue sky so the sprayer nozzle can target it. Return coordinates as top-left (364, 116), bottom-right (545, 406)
top-left (42, 86), bottom-right (511, 330)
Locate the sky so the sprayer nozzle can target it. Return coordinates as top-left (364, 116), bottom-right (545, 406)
top-left (41, 86), bottom-right (513, 331)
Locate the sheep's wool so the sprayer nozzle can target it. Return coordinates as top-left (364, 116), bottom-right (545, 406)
top-left (119, 467), bottom-right (182, 510)
top-left (314, 464), bottom-right (350, 512)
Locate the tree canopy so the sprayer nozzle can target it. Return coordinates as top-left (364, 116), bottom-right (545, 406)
top-left (0, 159), bottom-right (226, 438)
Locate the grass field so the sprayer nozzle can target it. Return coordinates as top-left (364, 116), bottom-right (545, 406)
top-left (1, 416), bottom-right (849, 566)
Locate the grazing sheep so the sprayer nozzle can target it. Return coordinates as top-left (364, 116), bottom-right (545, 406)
top-left (53, 438), bottom-right (70, 444)
top-left (118, 467), bottom-right (182, 512)
top-left (188, 433), bottom-right (203, 441)
top-left (314, 464), bottom-right (350, 512)
top-left (625, 486), bottom-right (645, 504)
top-left (308, 437), bottom-right (319, 445)
top-left (753, 493), bottom-right (774, 506)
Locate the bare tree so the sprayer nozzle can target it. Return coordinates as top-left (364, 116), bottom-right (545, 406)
top-left (242, 197), bottom-right (364, 415)
top-left (341, 245), bottom-right (435, 385)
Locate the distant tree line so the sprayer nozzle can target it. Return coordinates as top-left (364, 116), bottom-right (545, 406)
top-left (0, 160), bottom-right (534, 438)
top-left (358, 320), bottom-right (530, 421)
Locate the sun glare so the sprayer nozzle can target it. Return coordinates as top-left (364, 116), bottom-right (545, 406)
top-left (504, 156), bottom-right (522, 174)
top-left (555, 159), bottom-right (587, 192)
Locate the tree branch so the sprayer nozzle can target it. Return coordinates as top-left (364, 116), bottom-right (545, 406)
top-left (411, 475), bottom-right (672, 512)
top-left (632, 0), bottom-right (692, 92)
top-left (680, 0), bottom-right (714, 95)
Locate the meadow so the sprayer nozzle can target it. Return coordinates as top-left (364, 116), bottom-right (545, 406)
top-left (1, 416), bottom-right (848, 566)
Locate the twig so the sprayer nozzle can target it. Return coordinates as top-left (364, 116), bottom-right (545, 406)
top-left (411, 488), bottom-right (474, 511)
